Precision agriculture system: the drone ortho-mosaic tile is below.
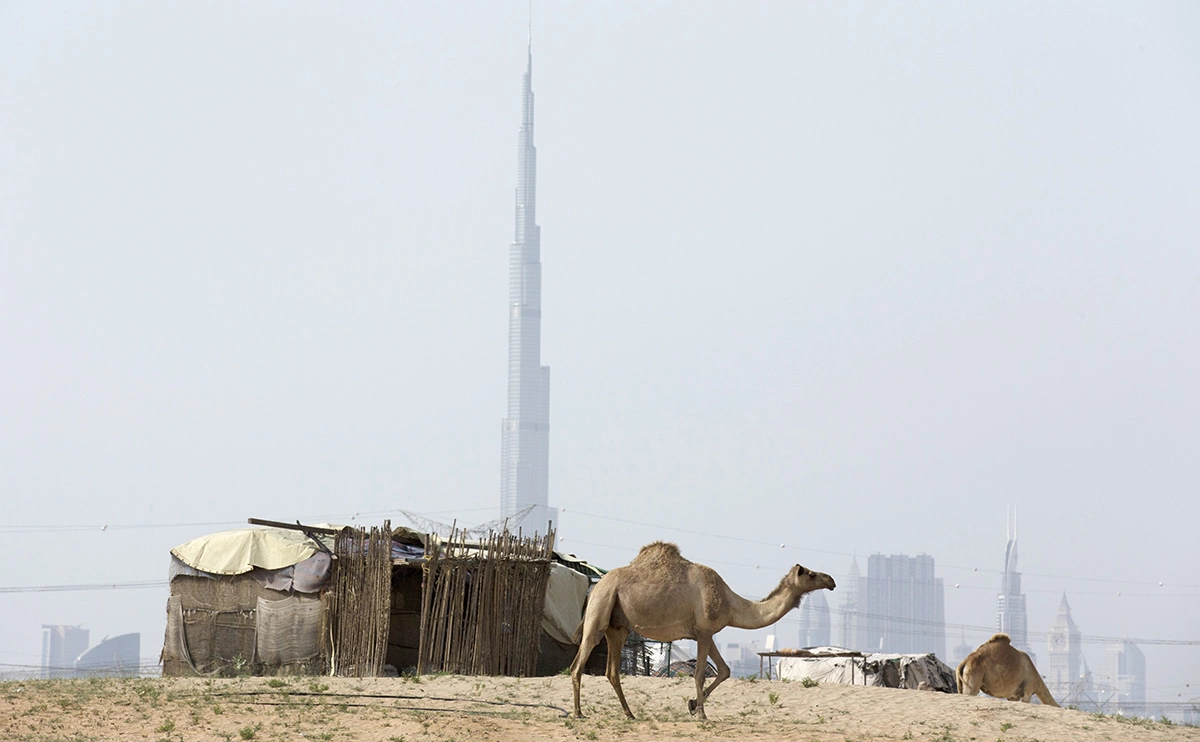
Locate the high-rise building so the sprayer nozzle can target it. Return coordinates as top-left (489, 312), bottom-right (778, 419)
top-left (1046, 593), bottom-right (1083, 703)
top-left (1106, 641), bottom-right (1146, 717)
top-left (837, 557), bottom-right (868, 651)
top-left (865, 553), bottom-right (945, 657)
top-left (996, 506), bottom-right (1034, 663)
top-left (41, 624), bottom-right (88, 679)
top-left (797, 589), bottom-right (831, 648)
top-left (500, 44), bottom-right (555, 534)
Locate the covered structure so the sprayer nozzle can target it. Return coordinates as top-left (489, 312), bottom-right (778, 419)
top-left (161, 519), bottom-right (598, 678)
top-left (762, 646), bottom-right (957, 692)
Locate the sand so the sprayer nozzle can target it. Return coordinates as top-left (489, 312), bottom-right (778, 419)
top-left (2, 673), bottom-right (1196, 741)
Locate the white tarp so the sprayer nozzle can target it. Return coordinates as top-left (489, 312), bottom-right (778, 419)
top-left (171, 528), bottom-right (322, 576)
top-left (776, 647), bottom-right (957, 692)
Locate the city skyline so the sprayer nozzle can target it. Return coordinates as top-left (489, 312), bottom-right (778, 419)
top-left (2, 2), bottom-right (1196, 714)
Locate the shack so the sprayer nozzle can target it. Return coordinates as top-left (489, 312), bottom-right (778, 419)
top-left (161, 519), bottom-right (599, 678)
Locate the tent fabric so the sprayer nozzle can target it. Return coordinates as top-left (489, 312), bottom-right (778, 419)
top-left (777, 649), bottom-right (957, 692)
top-left (170, 528), bottom-right (323, 576)
top-left (255, 595), bottom-right (324, 665)
top-left (541, 562), bottom-right (589, 644)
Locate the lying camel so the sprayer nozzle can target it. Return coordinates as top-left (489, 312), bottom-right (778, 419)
top-left (957, 633), bottom-right (1059, 706)
top-left (568, 541), bottom-right (836, 720)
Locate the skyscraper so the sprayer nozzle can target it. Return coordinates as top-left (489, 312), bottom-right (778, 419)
top-left (1106, 640), bottom-right (1146, 717)
top-left (837, 557), bottom-right (868, 651)
top-left (797, 589), bottom-right (831, 648)
top-left (865, 553), bottom-right (945, 657)
top-left (996, 507), bottom-right (1034, 663)
top-left (500, 44), bottom-right (555, 534)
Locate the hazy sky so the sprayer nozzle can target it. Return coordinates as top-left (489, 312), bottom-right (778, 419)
top-left (3, 1), bottom-right (1197, 704)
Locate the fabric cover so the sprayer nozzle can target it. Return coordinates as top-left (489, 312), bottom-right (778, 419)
top-left (777, 649), bottom-right (957, 692)
top-left (171, 528), bottom-right (322, 576)
top-left (541, 561), bottom-right (589, 644)
top-left (255, 595), bottom-right (324, 665)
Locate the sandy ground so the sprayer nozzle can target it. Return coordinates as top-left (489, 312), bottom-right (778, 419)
top-left (2, 674), bottom-right (1196, 742)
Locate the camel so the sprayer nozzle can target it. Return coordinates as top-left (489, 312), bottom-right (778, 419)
top-left (568, 541), bottom-right (836, 720)
top-left (957, 633), bottom-right (1059, 706)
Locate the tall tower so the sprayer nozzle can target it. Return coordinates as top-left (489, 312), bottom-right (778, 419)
top-left (996, 506), bottom-right (1033, 663)
top-left (797, 589), bottom-right (831, 648)
top-left (500, 43), bottom-right (555, 533)
top-left (838, 557), bottom-right (868, 651)
top-left (1047, 592), bottom-right (1083, 703)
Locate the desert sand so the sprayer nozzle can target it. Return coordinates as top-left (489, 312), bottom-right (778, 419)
top-left (2, 673), bottom-right (1195, 742)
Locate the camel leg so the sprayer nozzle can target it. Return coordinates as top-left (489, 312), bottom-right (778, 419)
top-left (701, 641), bottom-right (731, 701)
top-left (688, 634), bottom-right (717, 720)
top-left (604, 626), bottom-right (634, 719)
top-left (958, 663), bottom-right (982, 697)
top-left (569, 625), bottom-right (605, 718)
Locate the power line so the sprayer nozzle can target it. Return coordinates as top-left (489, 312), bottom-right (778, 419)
top-left (0, 581), bottom-right (166, 594)
top-left (559, 509), bottom-right (1200, 590)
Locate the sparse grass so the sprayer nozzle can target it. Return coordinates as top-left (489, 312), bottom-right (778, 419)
top-left (999, 721), bottom-right (1014, 732)
top-left (768, 691), bottom-right (779, 705)
top-left (801, 677), bottom-right (819, 688)
top-left (155, 719), bottom-right (176, 733)
top-left (237, 722), bottom-right (261, 740)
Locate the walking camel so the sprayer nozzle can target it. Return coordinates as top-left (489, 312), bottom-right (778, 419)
top-left (957, 633), bottom-right (1059, 706)
top-left (568, 541), bottom-right (836, 720)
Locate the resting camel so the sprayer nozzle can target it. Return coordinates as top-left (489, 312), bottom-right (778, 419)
top-left (957, 633), bottom-right (1059, 706)
top-left (568, 541), bottom-right (836, 720)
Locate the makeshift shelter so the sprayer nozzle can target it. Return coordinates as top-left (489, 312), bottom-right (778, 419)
top-left (161, 519), bottom-right (597, 678)
top-left (765, 646), bottom-right (957, 692)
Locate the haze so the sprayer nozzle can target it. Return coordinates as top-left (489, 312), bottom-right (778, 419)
top-left (2, 1), bottom-right (1197, 709)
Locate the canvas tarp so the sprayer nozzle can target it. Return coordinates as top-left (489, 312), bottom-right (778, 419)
top-left (171, 527), bottom-right (327, 576)
top-left (776, 647), bottom-right (957, 692)
top-left (541, 561), bottom-right (589, 644)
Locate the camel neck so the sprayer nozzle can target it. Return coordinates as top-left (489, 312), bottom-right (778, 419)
top-left (726, 583), bottom-right (801, 630)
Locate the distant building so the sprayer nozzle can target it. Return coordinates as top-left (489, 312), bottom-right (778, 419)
top-left (797, 589), bottom-right (831, 648)
top-left (75, 633), bottom-right (140, 677)
top-left (950, 630), bottom-right (973, 670)
top-left (837, 557), bottom-right (868, 651)
top-left (1046, 593), bottom-right (1083, 703)
top-left (41, 625), bottom-right (88, 679)
top-left (499, 43), bottom-right (556, 533)
top-left (1106, 640), bottom-right (1146, 717)
top-left (996, 507), bottom-right (1035, 664)
top-left (865, 553), bottom-right (945, 657)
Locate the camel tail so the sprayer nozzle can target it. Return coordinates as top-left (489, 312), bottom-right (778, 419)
top-left (572, 621), bottom-right (583, 645)
top-left (955, 658), bottom-right (967, 694)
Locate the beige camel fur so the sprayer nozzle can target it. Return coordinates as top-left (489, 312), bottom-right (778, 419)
top-left (957, 633), bottom-right (1059, 706)
top-left (568, 541), bottom-right (835, 720)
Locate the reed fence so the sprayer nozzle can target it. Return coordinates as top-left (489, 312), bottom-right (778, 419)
top-left (329, 521), bottom-right (392, 677)
top-left (417, 527), bottom-right (555, 677)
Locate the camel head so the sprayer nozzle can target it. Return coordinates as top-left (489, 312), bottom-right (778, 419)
top-left (788, 564), bottom-right (836, 596)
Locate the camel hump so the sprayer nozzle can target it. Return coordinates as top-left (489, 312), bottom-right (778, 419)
top-left (988, 633), bottom-right (1013, 644)
top-left (635, 541), bottom-right (681, 559)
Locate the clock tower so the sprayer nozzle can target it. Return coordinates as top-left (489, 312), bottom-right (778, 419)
top-left (1047, 593), bottom-right (1082, 702)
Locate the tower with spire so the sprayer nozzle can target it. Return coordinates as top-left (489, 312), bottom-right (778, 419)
top-left (838, 557), bottom-right (867, 650)
top-left (996, 506), bottom-right (1034, 663)
top-left (500, 41), bottom-right (555, 533)
top-left (1047, 592), bottom-right (1083, 702)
